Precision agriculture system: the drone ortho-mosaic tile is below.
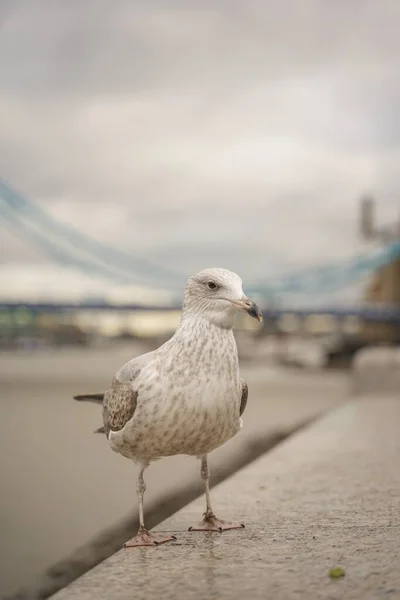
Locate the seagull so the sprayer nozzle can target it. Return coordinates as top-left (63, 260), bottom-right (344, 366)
top-left (74, 268), bottom-right (263, 547)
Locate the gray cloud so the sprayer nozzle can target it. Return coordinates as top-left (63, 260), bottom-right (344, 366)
top-left (0, 0), bottom-right (399, 296)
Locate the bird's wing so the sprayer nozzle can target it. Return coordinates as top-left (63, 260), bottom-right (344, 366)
top-left (102, 350), bottom-right (156, 437)
top-left (74, 350), bottom-right (155, 436)
top-left (102, 378), bottom-right (138, 437)
top-left (239, 378), bottom-right (248, 416)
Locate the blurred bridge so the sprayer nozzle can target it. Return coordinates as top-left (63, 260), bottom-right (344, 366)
top-left (1, 178), bottom-right (400, 308)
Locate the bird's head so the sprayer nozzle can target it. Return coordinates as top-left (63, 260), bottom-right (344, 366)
top-left (182, 267), bottom-right (263, 329)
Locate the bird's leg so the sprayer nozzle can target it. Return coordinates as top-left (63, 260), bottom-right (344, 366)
top-left (188, 456), bottom-right (245, 532)
top-left (124, 465), bottom-right (177, 548)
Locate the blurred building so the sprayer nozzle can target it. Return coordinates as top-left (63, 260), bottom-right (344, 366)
top-left (359, 196), bottom-right (400, 343)
top-left (361, 257), bottom-right (400, 342)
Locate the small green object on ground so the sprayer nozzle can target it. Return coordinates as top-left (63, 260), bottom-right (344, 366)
top-left (329, 567), bottom-right (345, 579)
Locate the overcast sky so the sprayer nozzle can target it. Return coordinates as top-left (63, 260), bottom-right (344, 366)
top-left (1, 0), bottom-right (399, 298)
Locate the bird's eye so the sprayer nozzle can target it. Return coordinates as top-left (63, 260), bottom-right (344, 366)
top-left (207, 281), bottom-right (217, 290)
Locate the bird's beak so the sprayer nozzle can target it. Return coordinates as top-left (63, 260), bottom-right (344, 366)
top-left (231, 296), bottom-right (263, 322)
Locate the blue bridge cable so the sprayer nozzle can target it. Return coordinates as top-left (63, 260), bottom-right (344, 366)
top-left (0, 201), bottom-right (186, 291)
top-left (247, 241), bottom-right (400, 296)
top-left (0, 203), bottom-right (146, 285)
top-left (0, 179), bottom-right (188, 286)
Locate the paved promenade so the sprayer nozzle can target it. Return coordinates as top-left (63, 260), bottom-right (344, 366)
top-left (52, 395), bottom-right (400, 600)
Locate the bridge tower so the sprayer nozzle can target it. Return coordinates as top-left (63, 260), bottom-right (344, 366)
top-left (359, 195), bottom-right (400, 342)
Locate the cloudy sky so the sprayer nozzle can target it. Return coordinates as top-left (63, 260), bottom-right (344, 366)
top-left (1, 0), bottom-right (399, 299)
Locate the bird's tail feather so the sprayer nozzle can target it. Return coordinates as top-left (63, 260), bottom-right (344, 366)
top-left (73, 393), bottom-right (105, 435)
top-left (73, 393), bottom-right (104, 404)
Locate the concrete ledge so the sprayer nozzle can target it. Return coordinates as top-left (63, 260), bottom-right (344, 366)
top-left (53, 398), bottom-right (400, 600)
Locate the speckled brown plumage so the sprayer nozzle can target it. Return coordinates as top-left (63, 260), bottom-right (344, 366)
top-left (102, 377), bottom-right (138, 438)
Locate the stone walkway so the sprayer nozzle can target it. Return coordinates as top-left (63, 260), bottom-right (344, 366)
top-left (52, 396), bottom-right (400, 600)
